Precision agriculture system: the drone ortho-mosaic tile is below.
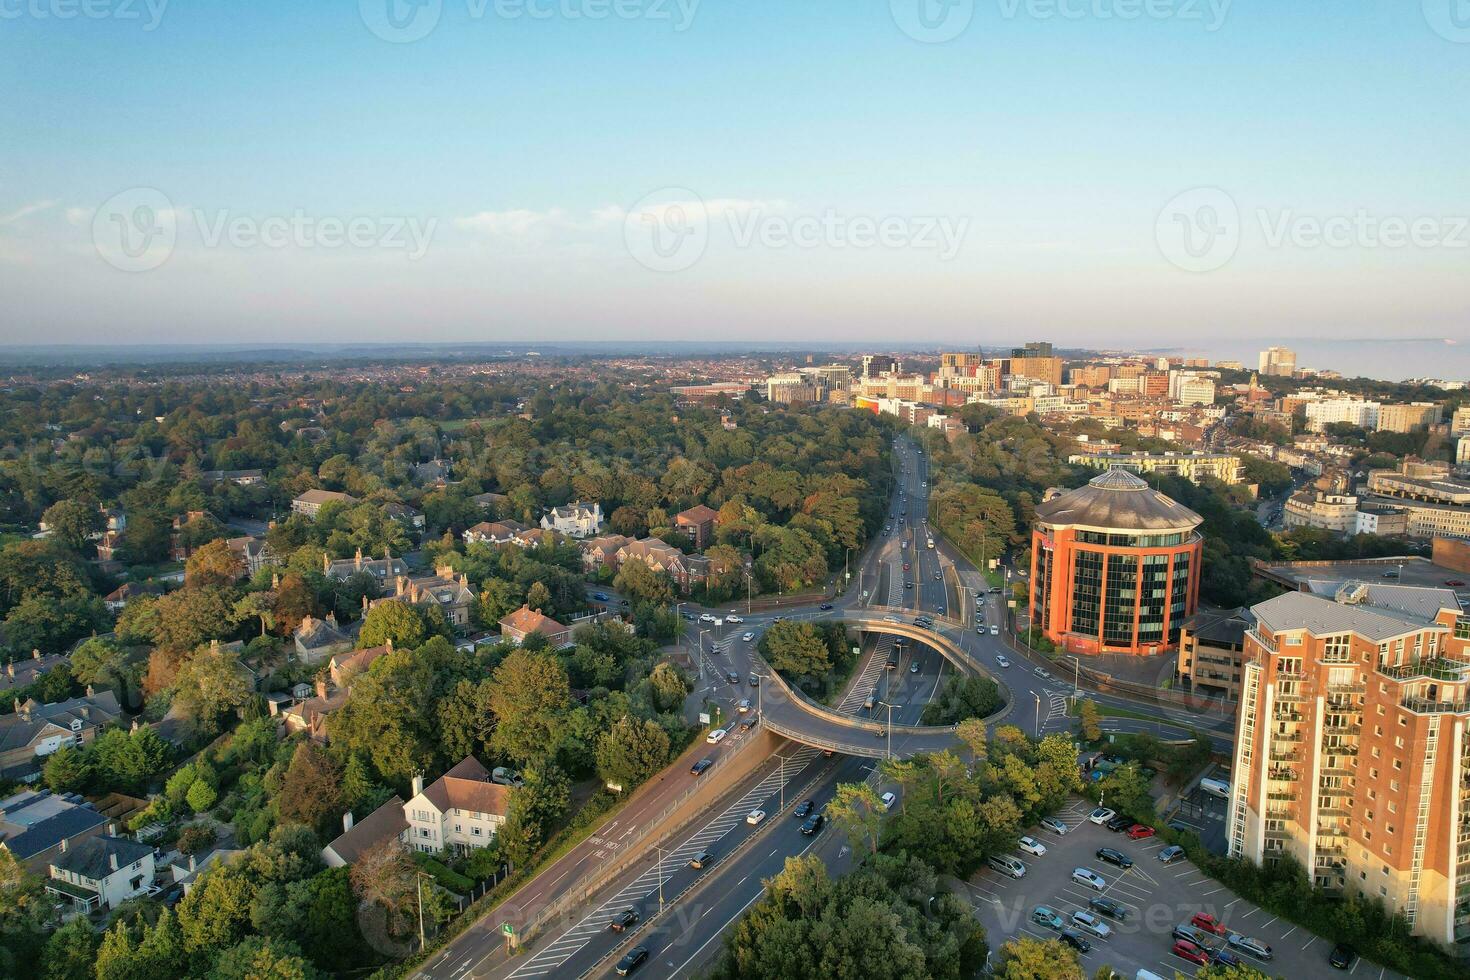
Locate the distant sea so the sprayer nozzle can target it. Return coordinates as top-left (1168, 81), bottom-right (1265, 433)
top-left (1141, 337), bottom-right (1470, 384)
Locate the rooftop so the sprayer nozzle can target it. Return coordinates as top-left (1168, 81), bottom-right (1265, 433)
top-left (1251, 588), bottom-right (1443, 642)
top-left (1035, 468), bottom-right (1203, 533)
top-left (50, 834), bottom-right (152, 880)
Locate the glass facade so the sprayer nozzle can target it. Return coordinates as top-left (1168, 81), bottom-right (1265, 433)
top-left (1039, 535), bottom-right (1199, 652)
top-left (1137, 553), bottom-right (1170, 646)
top-left (1102, 554), bottom-right (1138, 645)
top-left (1071, 550), bottom-right (1103, 638)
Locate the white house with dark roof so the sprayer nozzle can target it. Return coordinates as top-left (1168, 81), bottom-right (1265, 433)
top-left (540, 501), bottom-right (603, 538)
top-left (46, 834), bottom-right (155, 912)
top-left (0, 789), bottom-right (107, 870)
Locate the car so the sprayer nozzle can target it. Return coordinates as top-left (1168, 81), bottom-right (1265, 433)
top-left (800, 814), bottom-right (825, 835)
top-left (880, 791), bottom-right (897, 811)
top-left (883, 525), bottom-right (890, 533)
top-left (886, 654), bottom-right (898, 670)
top-left (904, 582), bottom-right (912, 590)
top-left (1211, 948), bottom-right (1243, 968)
top-left (749, 675), bottom-right (759, 686)
top-left (989, 586), bottom-right (1002, 593)
top-left (1328, 944), bottom-right (1357, 969)
top-left (1071, 867), bottom-right (1107, 891)
top-left (727, 614), bottom-right (743, 623)
top-left (793, 800), bottom-right (814, 819)
top-left (1226, 934), bottom-right (1273, 960)
top-left (1172, 923), bottom-right (1210, 946)
top-left (902, 562), bottom-right (910, 571)
top-left (737, 718), bottom-right (755, 735)
top-left (1087, 896), bottom-right (1127, 920)
top-left (1058, 929), bottom-right (1092, 954)
top-left (1088, 807), bottom-right (1116, 825)
top-left (746, 809), bottom-right (766, 825)
top-left (1094, 847), bottom-right (1132, 869)
top-left (908, 661), bottom-right (919, 674)
top-left (592, 592), bottom-right (609, 602)
top-left (1039, 816), bottom-right (1068, 835)
top-left (690, 759), bottom-right (713, 776)
top-left (1126, 824), bottom-right (1155, 840)
top-left (1172, 940), bottom-right (1209, 966)
top-left (726, 671), bottom-right (739, 683)
top-left (1446, 579), bottom-right (1467, 587)
top-left (1033, 666), bottom-right (1048, 678)
top-left (700, 613), bottom-right (716, 623)
top-left (1105, 813), bottom-right (1133, 832)
top-left (1070, 910), bottom-right (1112, 939)
top-left (1031, 906), bottom-right (1065, 930)
top-left (819, 603), bottom-right (834, 611)
top-left (742, 631), bottom-right (755, 642)
top-left (1017, 835), bottom-right (1047, 857)
top-left (615, 945), bottom-right (650, 975)
top-left (706, 728), bottom-right (728, 744)
top-left (688, 850), bottom-right (713, 869)
top-left (772, 615), bottom-right (786, 622)
top-left (883, 614), bottom-right (898, 623)
top-left (995, 655), bottom-right (1010, 668)
top-left (1158, 845), bottom-right (1186, 864)
top-left (737, 699), bottom-right (752, 713)
top-left (989, 625), bottom-right (998, 635)
top-left (609, 907), bottom-right (639, 932)
top-left (933, 571), bottom-right (941, 580)
top-left (1191, 912), bottom-right (1229, 936)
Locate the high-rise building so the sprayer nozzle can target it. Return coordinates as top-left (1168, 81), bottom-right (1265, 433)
top-left (1258, 346), bottom-right (1298, 377)
top-left (1005, 341), bottom-right (1064, 387)
top-left (1228, 583), bottom-right (1470, 948)
top-left (1376, 402), bottom-right (1443, 434)
top-left (1029, 469), bottom-right (1203, 655)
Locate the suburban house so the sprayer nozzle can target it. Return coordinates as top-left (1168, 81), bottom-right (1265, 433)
top-left (99, 506), bottom-right (126, 532)
top-left (225, 536), bottom-right (276, 578)
top-left (405, 757), bottom-right (511, 855)
top-left (382, 501), bottom-right (426, 530)
top-left (199, 469), bottom-right (266, 486)
top-left (366, 567), bottom-right (476, 628)
top-left (540, 501), bottom-right (603, 538)
top-left (0, 689), bottom-right (123, 781)
top-left (169, 510), bottom-right (217, 562)
top-left (292, 614), bottom-right (353, 665)
top-left (95, 530), bottom-right (121, 562)
top-left (0, 789), bottom-right (108, 870)
top-left (46, 834), bottom-right (155, 913)
top-left (320, 796), bottom-right (409, 869)
top-left (411, 459), bottom-right (451, 485)
top-left (292, 489), bottom-right (357, 518)
top-left (165, 842), bottom-right (243, 895)
top-left (278, 680), bottom-right (348, 743)
top-left (102, 580), bottom-right (165, 613)
top-left (513, 528), bottom-right (562, 550)
top-left (328, 641), bottom-right (393, 687)
top-left (617, 538), bottom-right (701, 592)
top-left (580, 534), bottom-right (631, 572)
top-left (0, 649), bottom-right (70, 694)
top-left (322, 548), bottom-right (408, 584)
top-left (463, 520), bottom-right (527, 547)
top-left (498, 605), bottom-right (573, 649)
top-left (675, 504), bottom-right (720, 549)
top-left (470, 492), bottom-right (509, 514)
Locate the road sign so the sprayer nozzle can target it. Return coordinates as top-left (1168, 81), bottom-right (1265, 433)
top-left (699, 712), bottom-right (711, 725)
top-left (501, 923), bottom-right (515, 937)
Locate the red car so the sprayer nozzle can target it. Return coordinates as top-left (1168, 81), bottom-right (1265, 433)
top-left (902, 562), bottom-right (911, 571)
top-left (1173, 940), bottom-right (1209, 965)
top-left (1445, 579), bottom-right (1466, 587)
top-left (1126, 824), bottom-right (1155, 840)
top-left (1191, 912), bottom-right (1229, 936)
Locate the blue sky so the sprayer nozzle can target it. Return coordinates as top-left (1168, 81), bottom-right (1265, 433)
top-left (1, 1), bottom-right (1467, 366)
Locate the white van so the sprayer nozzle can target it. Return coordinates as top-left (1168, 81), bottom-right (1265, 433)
top-left (987, 854), bottom-right (1027, 879)
top-left (1137, 971), bottom-right (1170, 980)
top-left (1199, 777), bottom-right (1231, 799)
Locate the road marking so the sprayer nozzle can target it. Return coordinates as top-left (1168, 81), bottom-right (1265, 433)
top-left (1279, 923), bottom-right (1297, 939)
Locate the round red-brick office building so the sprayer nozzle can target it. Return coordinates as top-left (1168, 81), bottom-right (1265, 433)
top-left (1028, 468), bottom-right (1203, 656)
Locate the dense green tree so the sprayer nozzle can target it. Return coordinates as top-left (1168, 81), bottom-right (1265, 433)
top-left (595, 716), bottom-right (672, 790)
top-left (357, 599), bottom-right (430, 650)
top-left (209, 936), bottom-right (323, 980)
top-left (489, 650), bottom-right (571, 766)
top-left (40, 499), bottom-right (101, 554)
top-left (994, 936), bottom-right (1084, 980)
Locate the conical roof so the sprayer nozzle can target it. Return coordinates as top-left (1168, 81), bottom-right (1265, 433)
top-left (1035, 467), bottom-right (1203, 533)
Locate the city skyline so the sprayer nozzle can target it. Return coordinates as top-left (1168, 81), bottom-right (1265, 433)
top-left (2, 3), bottom-right (1467, 351)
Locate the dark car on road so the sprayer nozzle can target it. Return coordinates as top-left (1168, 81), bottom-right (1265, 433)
top-left (725, 671), bottom-right (739, 684)
top-left (615, 945), bottom-right (649, 975)
top-left (1058, 929), bottom-right (1092, 954)
top-left (1088, 896), bottom-right (1127, 920)
top-left (592, 592), bottom-right (609, 602)
top-left (688, 851), bottom-right (713, 870)
top-left (819, 603), bottom-right (834, 610)
top-left (1105, 813), bottom-right (1133, 832)
top-left (689, 759), bottom-right (712, 776)
top-left (1095, 847), bottom-right (1133, 869)
top-left (800, 813), bottom-right (826, 835)
top-left (1328, 944), bottom-right (1356, 969)
top-left (609, 907), bottom-right (638, 932)
top-left (793, 800), bottom-right (814, 818)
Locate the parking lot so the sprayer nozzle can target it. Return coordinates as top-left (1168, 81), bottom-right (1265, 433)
top-left (965, 797), bottom-right (1408, 980)
top-left (1166, 768), bottom-right (1232, 857)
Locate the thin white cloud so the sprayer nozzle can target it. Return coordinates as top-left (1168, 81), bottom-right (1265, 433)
top-left (0, 199), bottom-right (57, 226)
top-left (456, 199), bottom-right (783, 238)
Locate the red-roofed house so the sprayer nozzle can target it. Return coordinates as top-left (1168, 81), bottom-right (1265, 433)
top-left (675, 504), bottom-right (719, 549)
top-left (498, 605), bottom-right (573, 649)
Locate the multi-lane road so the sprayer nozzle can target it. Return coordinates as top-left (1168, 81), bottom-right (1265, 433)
top-left (422, 434), bottom-right (1233, 980)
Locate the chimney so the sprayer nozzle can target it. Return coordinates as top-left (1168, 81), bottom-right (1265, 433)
top-left (108, 822), bottom-right (117, 835)
top-left (109, 851), bottom-right (119, 873)
top-left (354, 547), bottom-right (363, 568)
top-left (326, 612), bottom-right (337, 627)
top-left (343, 811), bottom-right (354, 833)
top-left (322, 552), bottom-right (331, 574)
top-left (315, 679), bottom-right (327, 700)
top-left (385, 638), bottom-right (393, 652)
top-left (59, 837), bottom-right (67, 853)
top-left (188, 854), bottom-right (196, 873)
top-left (31, 649), bottom-right (40, 661)
top-left (272, 572), bottom-right (280, 590)
top-left (85, 684), bottom-right (94, 698)
top-left (411, 772), bottom-right (424, 797)
top-left (5, 663), bottom-right (12, 680)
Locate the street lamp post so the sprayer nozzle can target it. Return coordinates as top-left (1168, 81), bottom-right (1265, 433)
top-left (877, 700), bottom-right (894, 759)
top-left (1071, 656), bottom-right (1080, 707)
top-left (1033, 692), bottom-right (1042, 739)
top-left (656, 844), bottom-right (666, 911)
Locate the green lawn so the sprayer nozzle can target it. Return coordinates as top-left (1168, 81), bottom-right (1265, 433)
top-left (1068, 700), bottom-right (1158, 723)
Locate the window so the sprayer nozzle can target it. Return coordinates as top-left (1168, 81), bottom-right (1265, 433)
top-left (1393, 759), bottom-right (1402, 770)
top-left (472, 826), bottom-right (482, 837)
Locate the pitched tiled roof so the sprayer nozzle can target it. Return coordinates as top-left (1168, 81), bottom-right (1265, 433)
top-left (323, 796), bottom-right (408, 865)
top-left (499, 605), bottom-right (568, 637)
top-left (50, 835), bottom-right (152, 880)
top-left (421, 757), bottom-right (511, 818)
top-left (296, 489), bottom-right (356, 505)
top-left (676, 505), bottom-right (719, 524)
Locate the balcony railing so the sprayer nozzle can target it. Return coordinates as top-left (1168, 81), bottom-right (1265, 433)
top-left (1379, 657), bottom-right (1470, 683)
top-left (1402, 694), bottom-right (1470, 715)
top-left (1269, 768), bottom-right (1300, 781)
top-left (1327, 681), bottom-right (1367, 694)
top-left (1267, 790), bottom-right (1298, 802)
top-left (1249, 629), bottom-right (1279, 653)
